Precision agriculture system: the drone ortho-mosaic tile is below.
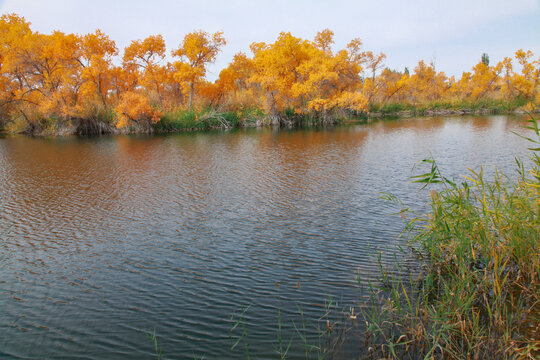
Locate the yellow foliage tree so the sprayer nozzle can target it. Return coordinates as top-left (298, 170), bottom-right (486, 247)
top-left (215, 52), bottom-right (257, 109)
top-left (512, 49), bottom-right (540, 101)
top-left (123, 35), bottom-right (169, 103)
top-left (0, 14), bottom-right (33, 123)
top-left (407, 61), bottom-right (448, 103)
top-left (469, 61), bottom-right (502, 99)
top-left (249, 32), bottom-right (312, 123)
top-left (172, 30), bottom-right (226, 109)
top-left (377, 69), bottom-right (409, 105)
top-left (78, 29), bottom-right (118, 110)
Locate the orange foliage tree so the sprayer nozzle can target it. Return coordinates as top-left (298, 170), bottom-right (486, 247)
top-left (172, 30), bottom-right (226, 109)
top-left (247, 31), bottom-right (369, 124)
top-left (123, 35), bottom-right (169, 104)
top-left (78, 30), bottom-right (118, 110)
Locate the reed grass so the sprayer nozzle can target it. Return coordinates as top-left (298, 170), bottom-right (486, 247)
top-left (369, 98), bottom-right (530, 115)
top-left (154, 107), bottom-right (264, 132)
top-left (362, 115), bottom-right (539, 359)
top-left (147, 329), bottom-right (163, 360)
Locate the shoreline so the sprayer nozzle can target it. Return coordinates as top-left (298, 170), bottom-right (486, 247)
top-left (1, 108), bottom-right (537, 138)
top-left (367, 107), bottom-right (536, 118)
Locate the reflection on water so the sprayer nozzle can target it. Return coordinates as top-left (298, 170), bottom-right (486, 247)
top-left (0, 115), bottom-right (531, 359)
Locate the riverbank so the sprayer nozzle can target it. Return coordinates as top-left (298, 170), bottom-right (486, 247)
top-left (2, 103), bottom-right (538, 137)
top-left (368, 107), bottom-right (535, 118)
top-left (367, 98), bottom-right (538, 118)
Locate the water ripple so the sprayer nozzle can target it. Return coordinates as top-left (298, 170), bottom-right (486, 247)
top-left (0, 115), bottom-right (531, 359)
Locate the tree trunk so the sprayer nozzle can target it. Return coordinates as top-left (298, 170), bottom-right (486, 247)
top-left (268, 109), bottom-right (281, 126)
top-left (98, 75), bottom-right (107, 109)
top-left (267, 93), bottom-right (281, 126)
top-left (188, 83), bottom-right (194, 109)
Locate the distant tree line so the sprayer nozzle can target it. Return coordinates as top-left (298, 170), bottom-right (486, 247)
top-left (0, 14), bottom-right (538, 133)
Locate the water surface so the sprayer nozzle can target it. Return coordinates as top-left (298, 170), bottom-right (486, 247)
top-left (0, 115), bottom-right (531, 359)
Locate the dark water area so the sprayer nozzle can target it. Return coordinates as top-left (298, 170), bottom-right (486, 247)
top-left (0, 115), bottom-right (532, 359)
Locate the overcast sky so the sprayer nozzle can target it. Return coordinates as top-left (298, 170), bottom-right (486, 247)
top-left (1, 0), bottom-right (538, 80)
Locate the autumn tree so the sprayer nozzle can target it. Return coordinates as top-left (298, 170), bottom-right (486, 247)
top-left (123, 35), bottom-right (169, 103)
top-left (452, 71), bottom-right (473, 99)
top-left (407, 60), bottom-right (449, 103)
top-left (511, 49), bottom-right (540, 101)
top-left (377, 68), bottom-right (409, 104)
top-left (77, 30), bottom-right (118, 110)
top-left (7, 29), bottom-right (81, 127)
top-left (249, 32), bottom-right (313, 124)
top-left (361, 51), bottom-right (387, 104)
top-left (0, 14), bottom-right (33, 124)
top-left (215, 52), bottom-right (256, 109)
top-left (314, 29), bottom-right (334, 54)
top-left (246, 31), bottom-right (369, 123)
top-left (109, 65), bottom-right (138, 100)
top-left (172, 30), bottom-right (226, 109)
top-left (473, 61), bottom-right (501, 99)
top-left (498, 56), bottom-right (516, 101)
top-left (292, 31), bottom-right (368, 120)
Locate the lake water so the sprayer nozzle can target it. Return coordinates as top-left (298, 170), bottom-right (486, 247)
top-left (0, 115), bottom-right (532, 359)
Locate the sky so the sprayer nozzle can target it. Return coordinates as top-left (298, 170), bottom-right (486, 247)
top-left (0, 0), bottom-right (538, 80)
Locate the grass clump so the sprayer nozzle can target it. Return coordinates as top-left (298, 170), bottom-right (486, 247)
top-left (362, 116), bottom-right (539, 359)
top-left (154, 109), bottom-right (231, 132)
top-left (154, 107), bottom-right (266, 132)
top-left (369, 98), bottom-right (531, 117)
top-left (154, 109), bottom-right (207, 132)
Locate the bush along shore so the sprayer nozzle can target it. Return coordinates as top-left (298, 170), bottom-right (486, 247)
top-left (360, 116), bottom-right (539, 359)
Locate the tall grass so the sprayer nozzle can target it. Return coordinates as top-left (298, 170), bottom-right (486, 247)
top-left (362, 115), bottom-right (539, 359)
top-left (369, 98), bottom-right (530, 116)
top-left (147, 329), bottom-right (163, 360)
top-left (154, 107), bottom-right (264, 132)
top-left (227, 295), bottom-right (351, 360)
